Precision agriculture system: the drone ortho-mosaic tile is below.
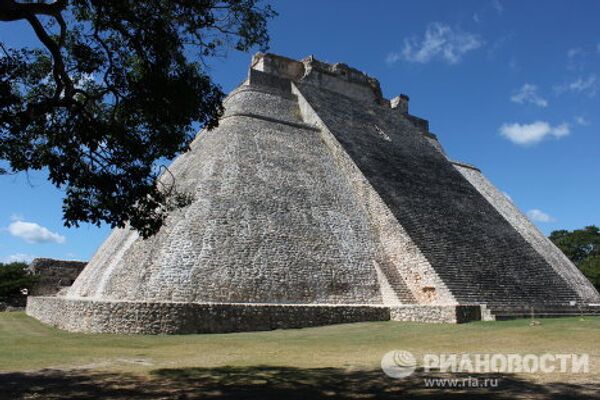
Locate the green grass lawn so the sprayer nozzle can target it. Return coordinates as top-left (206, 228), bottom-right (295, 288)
top-left (1, 312), bottom-right (599, 399)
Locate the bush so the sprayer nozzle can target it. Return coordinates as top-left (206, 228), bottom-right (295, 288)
top-left (579, 256), bottom-right (600, 291)
top-left (0, 262), bottom-right (38, 306)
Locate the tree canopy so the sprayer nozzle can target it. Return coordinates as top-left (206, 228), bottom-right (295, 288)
top-left (0, 0), bottom-right (276, 237)
top-left (0, 262), bottom-right (37, 304)
top-left (549, 225), bottom-right (600, 290)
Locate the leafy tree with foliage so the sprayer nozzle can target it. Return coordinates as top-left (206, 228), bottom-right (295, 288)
top-left (0, 0), bottom-right (276, 238)
top-left (0, 262), bottom-right (38, 304)
top-left (550, 225), bottom-right (600, 290)
top-left (579, 256), bottom-right (600, 291)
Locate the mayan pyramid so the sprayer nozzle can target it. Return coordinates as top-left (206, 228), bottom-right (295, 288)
top-left (27, 53), bottom-right (600, 334)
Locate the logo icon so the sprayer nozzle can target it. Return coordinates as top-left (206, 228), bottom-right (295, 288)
top-left (381, 350), bottom-right (417, 378)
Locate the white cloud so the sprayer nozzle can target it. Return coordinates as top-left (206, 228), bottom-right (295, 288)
top-left (574, 116), bottom-right (590, 126)
top-left (385, 52), bottom-right (402, 64)
top-left (510, 84), bottom-right (548, 107)
top-left (2, 253), bottom-right (35, 263)
top-left (491, 0), bottom-right (504, 14)
top-left (8, 220), bottom-right (66, 244)
top-left (527, 209), bottom-right (556, 223)
top-left (555, 74), bottom-right (598, 96)
top-left (499, 121), bottom-right (570, 145)
top-left (388, 23), bottom-right (483, 65)
top-left (566, 47), bottom-right (585, 70)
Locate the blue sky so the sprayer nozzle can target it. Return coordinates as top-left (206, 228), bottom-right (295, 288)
top-left (1, 0), bottom-right (599, 263)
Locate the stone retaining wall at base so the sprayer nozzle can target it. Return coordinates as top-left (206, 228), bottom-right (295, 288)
top-left (26, 297), bottom-right (487, 334)
top-left (389, 305), bottom-right (482, 323)
top-left (489, 304), bottom-right (600, 320)
top-left (26, 297), bottom-right (391, 334)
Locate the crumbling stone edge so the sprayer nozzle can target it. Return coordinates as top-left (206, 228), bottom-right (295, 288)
top-left (26, 296), bottom-right (482, 334)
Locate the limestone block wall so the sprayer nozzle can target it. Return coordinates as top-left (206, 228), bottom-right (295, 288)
top-left (293, 83), bottom-right (453, 306)
top-left (27, 296), bottom-right (390, 334)
top-left (453, 164), bottom-right (600, 303)
top-left (220, 84), bottom-right (301, 126)
top-left (389, 305), bottom-right (481, 324)
top-left (296, 82), bottom-right (582, 308)
top-left (67, 80), bottom-right (386, 305)
top-left (28, 258), bottom-right (87, 296)
top-left (27, 296), bottom-right (489, 333)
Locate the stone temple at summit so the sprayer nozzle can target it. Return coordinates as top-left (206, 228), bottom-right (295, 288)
top-left (27, 53), bottom-right (600, 334)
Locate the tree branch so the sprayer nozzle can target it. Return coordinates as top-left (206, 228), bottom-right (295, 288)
top-left (0, 0), bottom-right (67, 22)
top-left (23, 11), bottom-right (73, 99)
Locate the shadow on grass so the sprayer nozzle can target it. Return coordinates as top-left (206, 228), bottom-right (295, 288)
top-left (1, 366), bottom-right (598, 399)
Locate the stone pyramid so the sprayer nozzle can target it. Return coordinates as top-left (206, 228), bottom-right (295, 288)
top-left (27, 54), bottom-right (600, 334)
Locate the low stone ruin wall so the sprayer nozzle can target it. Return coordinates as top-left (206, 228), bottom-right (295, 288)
top-left (28, 258), bottom-right (87, 296)
top-left (38, 297), bottom-right (599, 334)
top-left (389, 305), bottom-right (482, 323)
top-left (26, 297), bottom-right (392, 334)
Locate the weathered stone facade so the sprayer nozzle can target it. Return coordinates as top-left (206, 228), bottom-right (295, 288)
top-left (27, 296), bottom-right (391, 334)
top-left (389, 305), bottom-right (482, 324)
top-left (27, 53), bottom-right (600, 334)
top-left (28, 258), bottom-right (87, 296)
